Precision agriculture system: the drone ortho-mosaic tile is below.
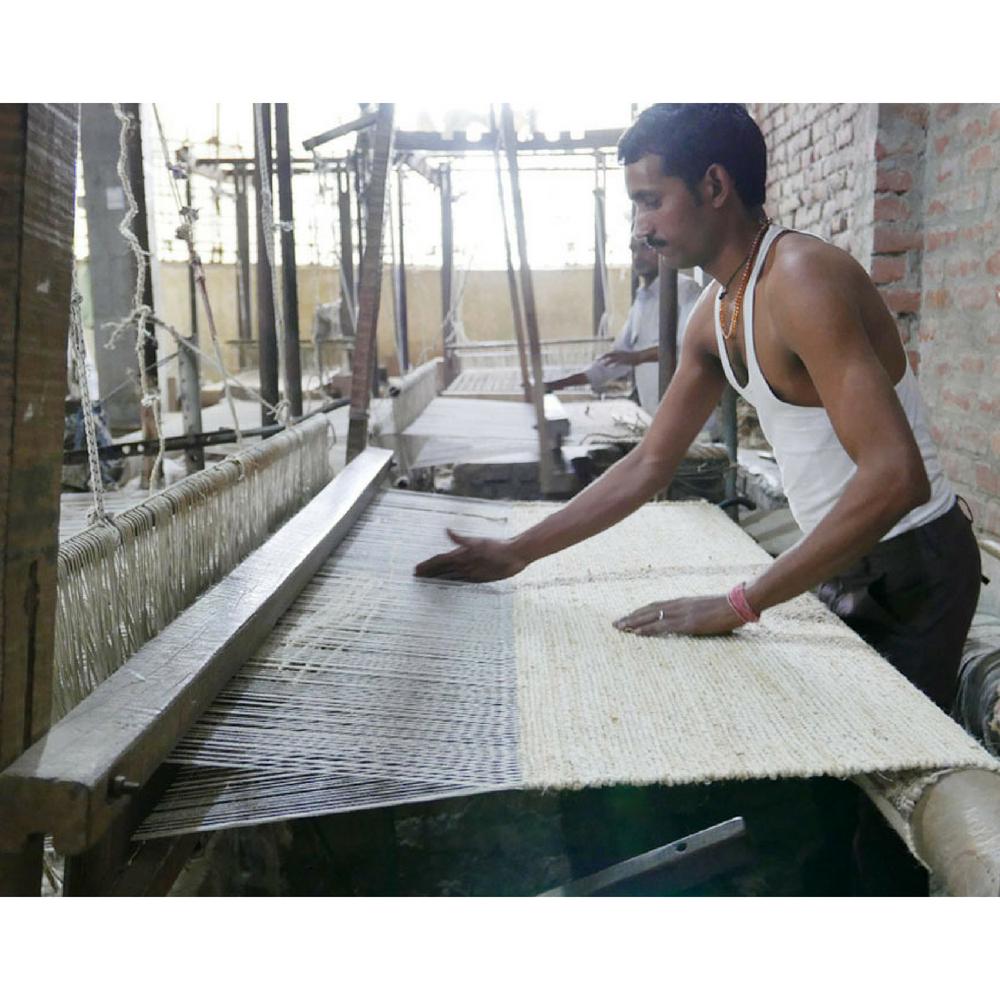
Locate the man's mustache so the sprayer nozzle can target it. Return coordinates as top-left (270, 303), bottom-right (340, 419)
top-left (642, 236), bottom-right (667, 249)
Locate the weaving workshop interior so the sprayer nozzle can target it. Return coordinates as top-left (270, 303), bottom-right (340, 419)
top-left (3, 98), bottom-right (1000, 903)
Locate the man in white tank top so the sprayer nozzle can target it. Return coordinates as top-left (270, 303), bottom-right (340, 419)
top-left (417, 103), bottom-right (983, 894)
top-left (417, 104), bottom-right (980, 718)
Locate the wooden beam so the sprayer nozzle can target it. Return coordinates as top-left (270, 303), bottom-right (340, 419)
top-left (439, 163), bottom-right (456, 385)
top-left (0, 103), bottom-right (79, 894)
top-left (253, 103), bottom-right (279, 424)
top-left (499, 105), bottom-right (556, 496)
top-left (302, 113), bottom-right (378, 152)
top-left (394, 128), bottom-right (625, 153)
top-left (0, 448), bottom-right (394, 856)
top-left (275, 104), bottom-right (303, 418)
top-left (346, 105), bottom-right (395, 462)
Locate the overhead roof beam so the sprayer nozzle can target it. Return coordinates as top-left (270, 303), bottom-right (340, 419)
top-left (302, 112), bottom-right (378, 151)
top-left (394, 128), bottom-right (624, 153)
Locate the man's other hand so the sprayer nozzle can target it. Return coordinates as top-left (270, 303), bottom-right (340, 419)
top-left (414, 529), bottom-right (527, 582)
top-left (599, 349), bottom-right (642, 367)
top-left (613, 595), bottom-right (743, 637)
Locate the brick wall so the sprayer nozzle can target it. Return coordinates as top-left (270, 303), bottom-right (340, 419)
top-left (751, 104), bottom-right (879, 265)
top-left (918, 104), bottom-right (1000, 539)
top-left (751, 102), bottom-right (999, 542)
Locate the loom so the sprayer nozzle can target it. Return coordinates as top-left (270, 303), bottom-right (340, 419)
top-left (3, 443), bottom-right (1000, 894)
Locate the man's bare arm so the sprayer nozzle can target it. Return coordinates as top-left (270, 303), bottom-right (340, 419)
top-left (415, 303), bottom-right (726, 580)
top-left (744, 248), bottom-right (930, 614)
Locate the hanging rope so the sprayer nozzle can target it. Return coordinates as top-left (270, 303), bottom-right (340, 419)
top-left (110, 103), bottom-right (166, 491)
top-left (67, 264), bottom-right (113, 527)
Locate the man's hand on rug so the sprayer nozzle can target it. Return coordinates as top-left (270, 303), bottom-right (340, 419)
top-left (414, 529), bottom-right (527, 583)
top-left (613, 595), bottom-right (743, 637)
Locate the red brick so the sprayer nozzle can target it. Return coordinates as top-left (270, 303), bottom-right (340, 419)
top-left (875, 168), bottom-right (913, 193)
top-left (875, 139), bottom-right (889, 160)
top-left (957, 286), bottom-right (991, 310)
top-left (925, 229), bottom-right (958, 252)
top-left (874, 195), bottom-right (911, 222)
top-left (986, 250), bottom-right (1000, 276)
top-left (927, 199), bottom-right (948, 216)
top-left (934, 134), bottom-right (951, 154)
top-left (962, 120), bottom-right (984, 142)
top-left (907, 350), bottom-right (921, 374)
top-left (873, 226), bottom-right (922, 253)
top-left (936, 104), bottom-right (961, 121)
top-left (944, 258), bottom-right (981, 279)
top-left (969, 146), bottom-right (994, 170)
top-left (924, 288), bottom-right (952, 309)
top-left (992, 430), bottom-right (1000, 459)
top-left (883, 289), bottom-right (922, 314)
top-left (942, 388), bottom-right (971, 411)
top-left (990, 109), bottom-right (1000, 134)
top-left (870, 257), bottom-right (907, 284)
top-left (976, 463), bottom-right (1000, 495)
top-left (961, 354), bottom-right (986, 375)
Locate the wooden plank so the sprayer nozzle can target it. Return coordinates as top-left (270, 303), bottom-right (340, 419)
top-left (346, 105), bottom-right (395, 461)
top-left (0, 103), bottom-right (78, 894)
top-left (0, 448), bottom-right (394, 856)
top-left (498, 105), bottom-right (556, 496)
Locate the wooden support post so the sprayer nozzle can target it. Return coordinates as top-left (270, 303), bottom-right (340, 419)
top-left (439, 162), bottom-right (457, 386)
top-left (489, 106), bottom-right (531, 404)
top-left (0, 103), bottom-right (78, 895)
top-left (345, 105), bottom-right (395, 462)
top-left (593, 155), bottom-right (607, 339)
top-left (394, 167), bottom-right (410, 373)
top-left (337, 165), bottom-right (356, 343)
top-left (253, 103), bottom-right (279, 425)
top-left (234, 165), bottom-right (253, 359)
top-left (275, 104), bottom-right (303, 418)
top-left (499, 104), bottom-right (556, 496)
top-left (657, 258), bottom-right (679, 400)
top-left (181, 172), bottom-right (204, 473)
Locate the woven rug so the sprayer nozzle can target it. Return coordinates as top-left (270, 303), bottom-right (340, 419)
top-left (136, 491), bottom-right (995, 838)
top-left (510, 502), bottom-right (993, 787)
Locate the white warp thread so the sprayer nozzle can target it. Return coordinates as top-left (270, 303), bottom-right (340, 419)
top-left (137, 493), bottom-right (997, 840)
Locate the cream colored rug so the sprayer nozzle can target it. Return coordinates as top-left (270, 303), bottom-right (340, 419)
top-left (512, 501), bottom-right (994, 787)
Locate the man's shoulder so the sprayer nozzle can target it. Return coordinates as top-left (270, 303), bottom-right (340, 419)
top-left (766, 230), bottom-right (862, 287)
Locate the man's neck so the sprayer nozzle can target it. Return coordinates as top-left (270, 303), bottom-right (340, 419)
top-left (703, 210), bottom-right (768, 288)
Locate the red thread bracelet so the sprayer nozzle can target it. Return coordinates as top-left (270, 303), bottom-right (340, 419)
top-left (727, 582), bottom-right (760, 625)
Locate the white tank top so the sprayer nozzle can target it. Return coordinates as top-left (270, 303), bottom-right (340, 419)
top-left (713, 224), bottom-right (955, 540)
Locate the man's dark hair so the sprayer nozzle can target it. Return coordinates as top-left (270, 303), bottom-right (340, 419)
top-left (618, 104), bottom-right (767, 209)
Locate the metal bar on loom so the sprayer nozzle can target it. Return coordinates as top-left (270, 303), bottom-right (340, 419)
top-left (0, 449), bottom-right (394, 856)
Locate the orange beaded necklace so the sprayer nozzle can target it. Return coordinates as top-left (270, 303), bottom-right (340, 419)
top-left (719, 219), bottom-right (771, 341)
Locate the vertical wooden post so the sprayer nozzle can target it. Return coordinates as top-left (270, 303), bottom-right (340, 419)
top-left (234, 165), bottom-right (253, 360)
top-left (439, 163), bottom-right (456, 385)
top-left (489, 106), bottom-right (531, 403)
top-left (394, 167), bottom-right (410, 373)
top-left (274, 104), bottom-right (303, 418)
top-left (593, 154), bottom-right (607, 339)
top-left (345, 105), bottom-right (395, 462)
top-left (337, 165), bottom-right (356, 342)
top-left (0, 103), bottom-right (78, 894)
top-left (657, 258), bottom-right (679, 401)
top-left (253, 103), bottom-right (278, 425)
top-left (181, 172), bottom-right (204, 473)
top-left (499, 105), bottom-right (556, 496)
